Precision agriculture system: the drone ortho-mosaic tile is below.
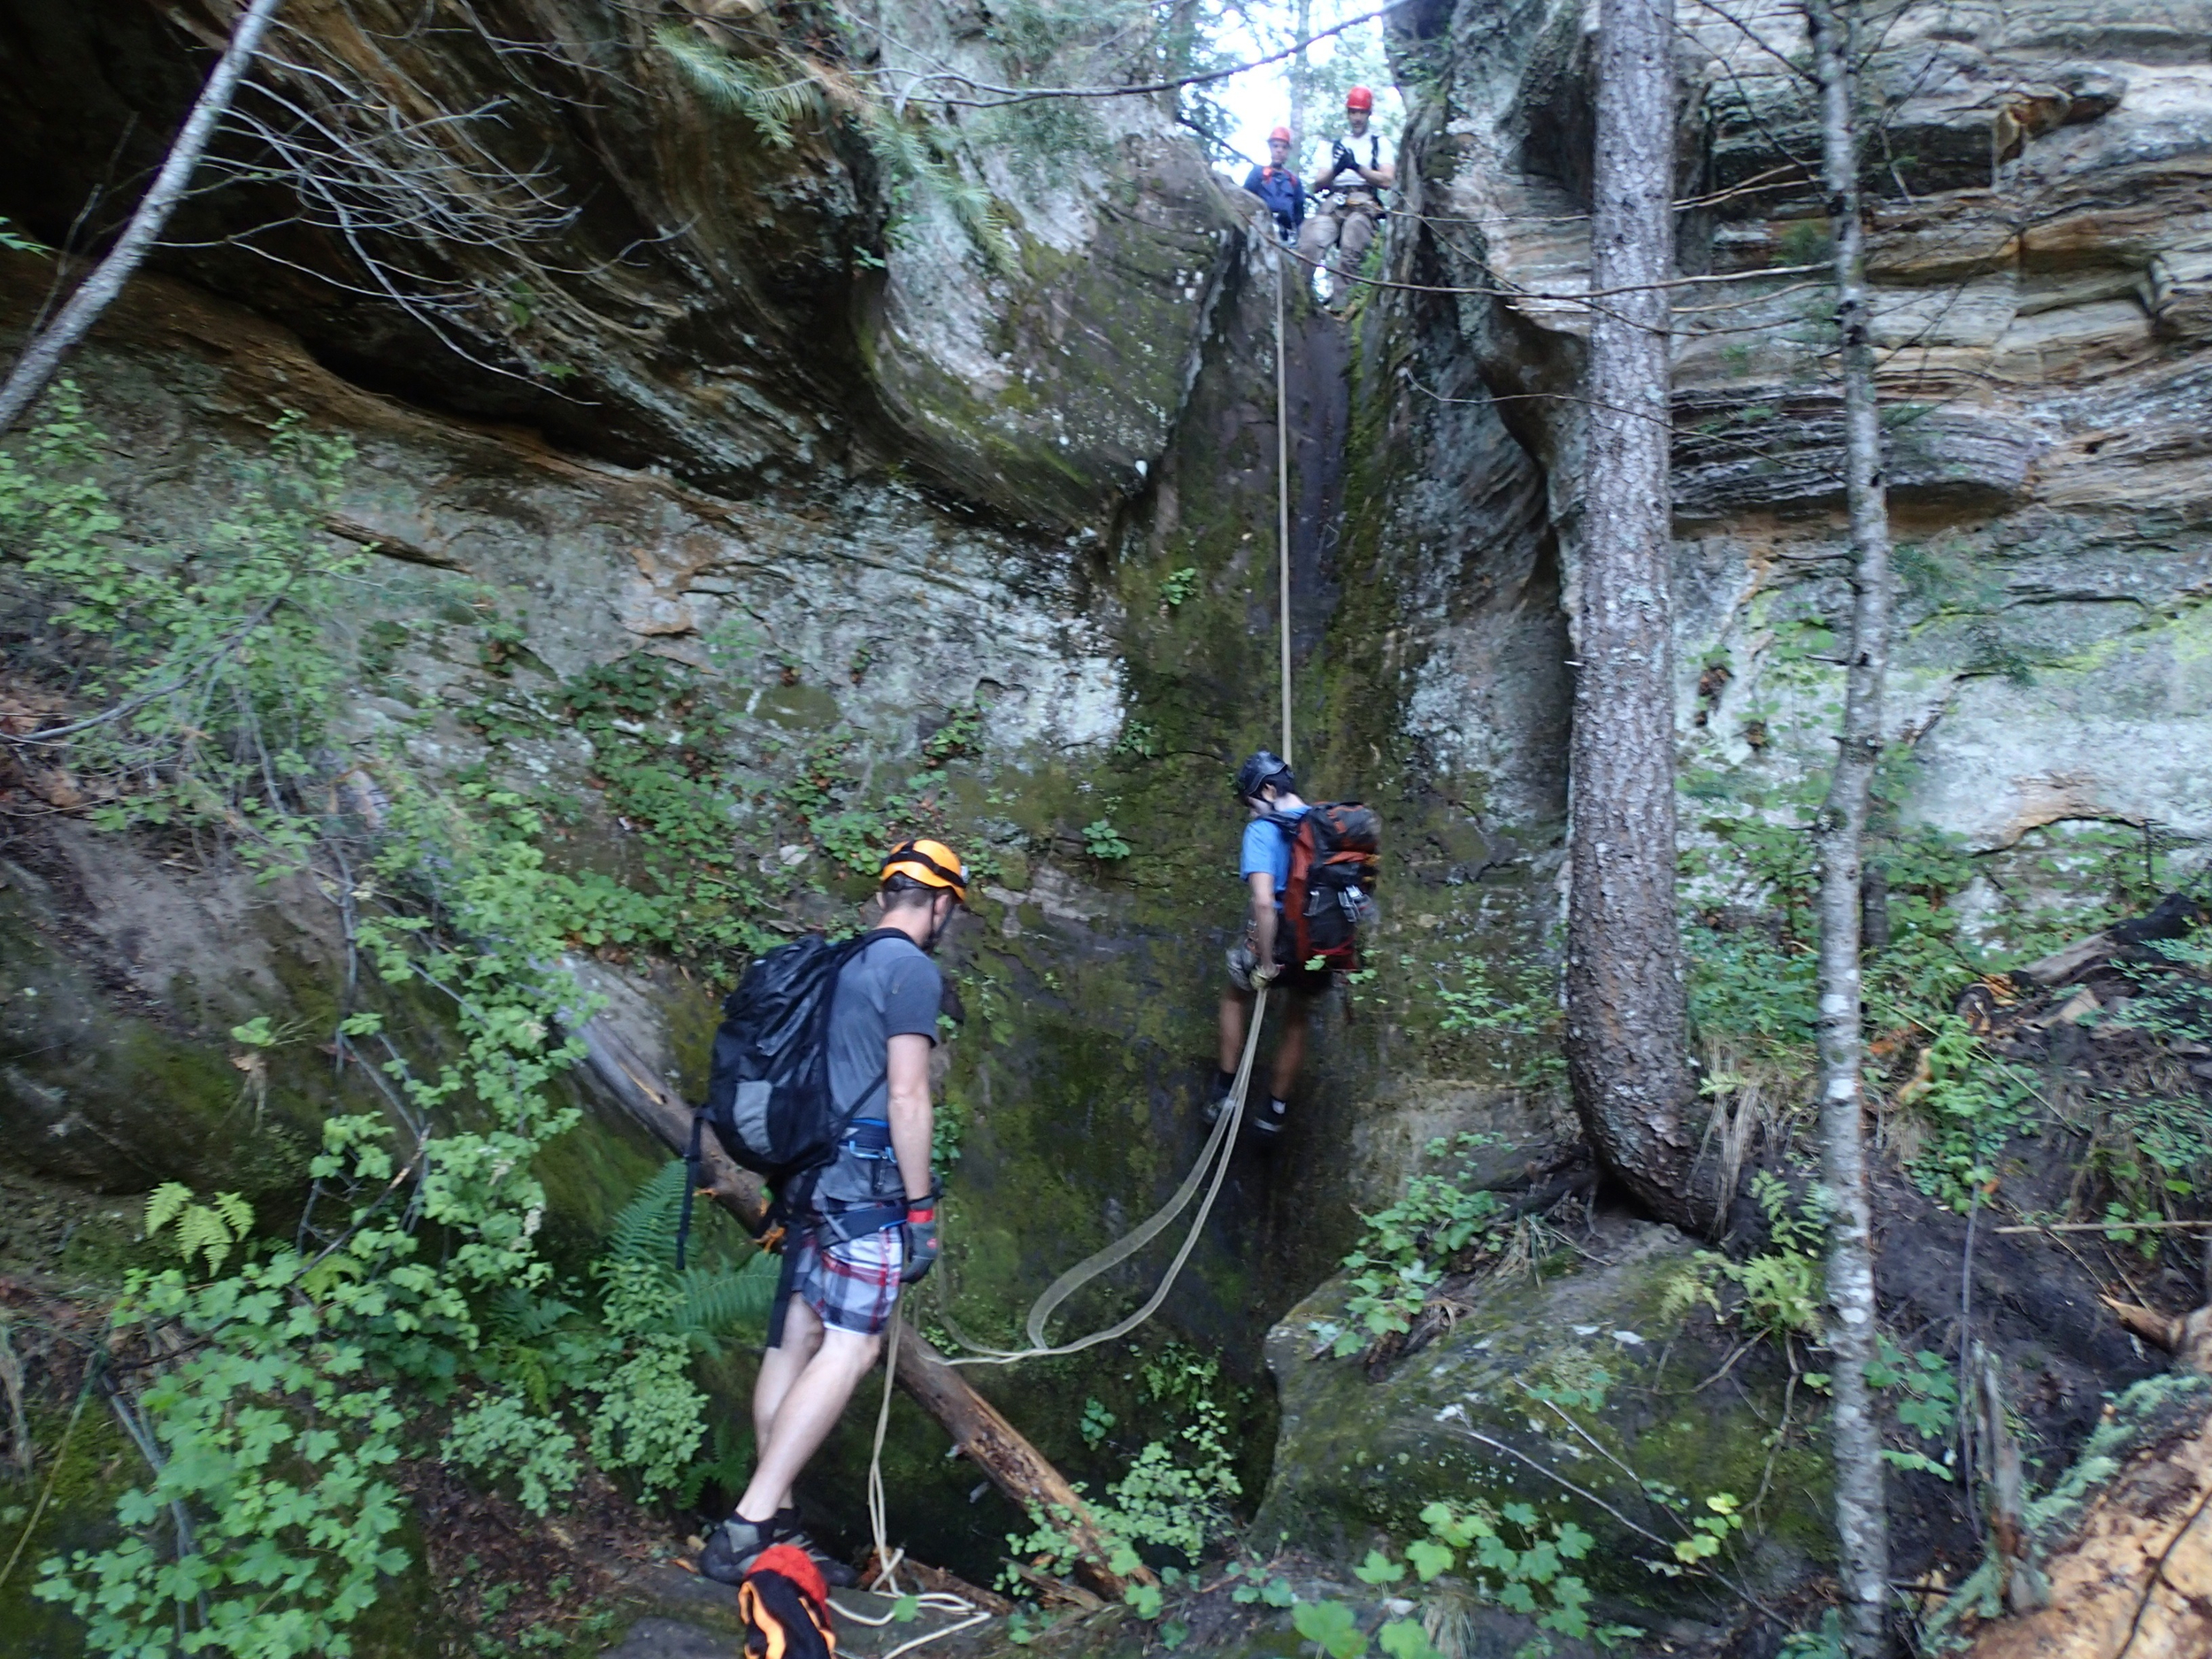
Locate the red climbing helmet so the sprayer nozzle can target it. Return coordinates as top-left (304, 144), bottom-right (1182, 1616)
top-left (1346, 86), bottom-right (1375, 111)
top-left (1269, 125), bottom-right (1293, 143)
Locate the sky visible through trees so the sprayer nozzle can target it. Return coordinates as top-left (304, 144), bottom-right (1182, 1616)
top-left (1201, 1), bottom-right (1405, 170)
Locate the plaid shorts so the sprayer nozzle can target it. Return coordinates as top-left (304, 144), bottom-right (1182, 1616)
top-left (784, 1219), bottom-right (904, 1338)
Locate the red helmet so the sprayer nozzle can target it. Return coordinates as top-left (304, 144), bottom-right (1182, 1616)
top-left (1269, 125), bottom-right (1293, 143)
top-left (1346, 86), bottom-right (1375, 111)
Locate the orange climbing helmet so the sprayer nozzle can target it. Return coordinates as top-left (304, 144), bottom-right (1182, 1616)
top-left (1269, 125), bottom-right (1293, 142)
top-left (879, 838), bottom-right (969, 903)
top-left (1345, 86), bottom-right (1374, 111)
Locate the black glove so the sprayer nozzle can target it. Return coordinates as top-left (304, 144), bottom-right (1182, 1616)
top-left (1333, 141), bottom-right (1356, 176)
top-left (900, 1201), bottom-right (940, 1284)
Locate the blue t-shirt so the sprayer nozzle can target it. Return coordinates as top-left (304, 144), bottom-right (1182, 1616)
top-left (1239, 806), bottom-right (1308, 910)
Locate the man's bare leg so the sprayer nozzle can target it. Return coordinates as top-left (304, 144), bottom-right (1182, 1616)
top-left (749, 1297), bottom-right (823, 1510)
top-left (737, 1319), bottom-right (884, 1524)
top-left (1218, 984), bottom-right (1254, 1075)
top-left (1270, 998), bottom-right (1311, 1101)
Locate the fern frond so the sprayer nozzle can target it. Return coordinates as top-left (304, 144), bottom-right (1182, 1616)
top-left (673, 1254), bottom-right (780, 1351)
top-left (655, 28), bottom-right (827, 149)
top-left (211, 1191), bottom-right (255, 1237)
top-left (607, 1159), bottom-right (690, 1268)
top-left (484, 1285), bottom-right (581, 1342)
top-left (145, 1182), bottom-right (194, 1237)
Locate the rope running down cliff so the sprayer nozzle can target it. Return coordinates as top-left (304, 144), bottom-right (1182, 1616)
top-left (917, 221), bottom-right (1300, 1369)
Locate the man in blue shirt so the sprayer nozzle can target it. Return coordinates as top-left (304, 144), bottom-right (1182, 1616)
top-left (1242, 126), bottom-right (1305, 245)
top-left (1210, 750), bottom-right (1329, 1137)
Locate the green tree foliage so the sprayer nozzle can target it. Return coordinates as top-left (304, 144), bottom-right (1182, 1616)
top-left (2, 408), bottom-right (774, 1655)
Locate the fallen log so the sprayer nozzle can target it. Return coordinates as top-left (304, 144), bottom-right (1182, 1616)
top-left (570, 1002), bottom-right (1144, 1596)
top-left (2009, 890), bottom-right (2203, 989)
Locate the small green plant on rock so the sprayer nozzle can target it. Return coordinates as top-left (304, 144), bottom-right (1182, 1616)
top-left (1002, 1350), bottom-right (1241, 1590)
top-left (1660, 1171), bottom-right (1828, 1348)
top-left (1332, 1133), bottom-right (1509, 1356)
top-left (1083, 818), bottom-right (1132, 861)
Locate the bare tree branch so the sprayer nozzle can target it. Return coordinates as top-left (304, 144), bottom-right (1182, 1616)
top-left (0, 0), bottom-right (288, 436)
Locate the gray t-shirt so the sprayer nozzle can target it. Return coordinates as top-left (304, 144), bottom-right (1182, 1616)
top-left (813, 932), bottom-right (942, 1205)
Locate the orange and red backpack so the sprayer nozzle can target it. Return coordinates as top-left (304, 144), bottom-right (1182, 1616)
top-left (1270, 803), bottom-right (1381, 971)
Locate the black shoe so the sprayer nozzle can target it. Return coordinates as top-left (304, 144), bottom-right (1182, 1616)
top-left (1251, 1097), bottom-right (1290, 1138)
top-left (699, 1512), bottom-right (785, 1584)
top-left (1201, 1070), bottom-right (1236, 1126)
top-left (772, 1509), bottom-right (859, 1588)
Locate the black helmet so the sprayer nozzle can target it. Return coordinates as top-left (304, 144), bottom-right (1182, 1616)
top-left (1234, 749), bottom-right (1295, 803)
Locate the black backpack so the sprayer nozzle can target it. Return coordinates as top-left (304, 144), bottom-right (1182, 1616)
top-left (678, 928), bottom-right (900, 1264)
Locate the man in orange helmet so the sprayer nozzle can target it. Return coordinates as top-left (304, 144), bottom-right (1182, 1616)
top-left (1299, 85), bottom-right (1395, 309)
top-left (702, 840), bottom-right (965, 1586)
top-left (1243, 124), bottom-right (1306, 244)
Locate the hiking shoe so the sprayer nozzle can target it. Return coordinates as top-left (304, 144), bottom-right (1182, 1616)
top-left (699, 1513), bottom-right (786, 1585)
top-left (1201, 1070), bottom-right (1236, 1126)
top-left (1251, 1097), bottom-right (1290, 1138)
top-left (773, 1509), bottom-right (859, 1588)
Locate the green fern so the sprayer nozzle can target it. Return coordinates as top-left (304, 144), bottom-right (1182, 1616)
top-left (602, 1162), bottom-right (774, 1351)
top-left (861, 106), bottom-right (1016, 273)
top-left (675, 1417), bottom-right (757, 1509)
top-left (143, 1184), bottom-right (255, 1274)
top-left (483, 1286), bottom-right (582, 1343)
top-left (655, 28), bottom-right (826, 149)
top-left (144, 1182), bottom-right (194, 1237)
top-left (607, 1159), bottom-right (691, 1267)
top-left (672, 1257), bottom-right (780, 1353)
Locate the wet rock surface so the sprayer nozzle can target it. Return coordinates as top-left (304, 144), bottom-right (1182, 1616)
top-left (3, 0), bottom-right (2212, 1651)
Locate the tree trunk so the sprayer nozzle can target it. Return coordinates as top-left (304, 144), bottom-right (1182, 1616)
top-left (1565, 0), bottom-right (1701, 1232)
top-left (0, 0), bottom-right (286, 437)
top-left (1805, 1), bottom-right (1893, 1652)
top-left (1289, 0), bottom-right (1312, 152)
top-left (571, 1010), bottom-right (1145, 1597)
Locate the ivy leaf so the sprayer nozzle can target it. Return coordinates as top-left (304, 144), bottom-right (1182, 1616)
top-left (1293, 1599), bottom-right (1368, 1659)
top-left (1261, 1578), bottom-right (1298, 1609)
top-left (1377, 1618), bottom-right (1444, 1659)
top-left (1553, 1522), bottom-right (1594, 1561)
top-left (1353, 1550), bottom-right (1406, 1586)
top-left (1406, 1538), bottom-right (1454, 1582)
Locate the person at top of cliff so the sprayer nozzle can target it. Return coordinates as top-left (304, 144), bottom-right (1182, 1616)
top-left (699, 840), bottom-right (964, 1589)
top-left (1299, 86), bottom-right (1397, 310)
top-left (1207, 750), bottom-right (1330, 1140)
top-left (1242, 126), bottom-right (1306, 244)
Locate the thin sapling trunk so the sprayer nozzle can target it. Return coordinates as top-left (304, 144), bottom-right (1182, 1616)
top-left (1806, 0), bottom-right (1893, 1651)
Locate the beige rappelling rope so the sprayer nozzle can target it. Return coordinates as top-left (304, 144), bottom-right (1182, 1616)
top-left (1276, 238), bottom-right (1294, 767)
top-left (927, 987), bottom-right (1269, 1367)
